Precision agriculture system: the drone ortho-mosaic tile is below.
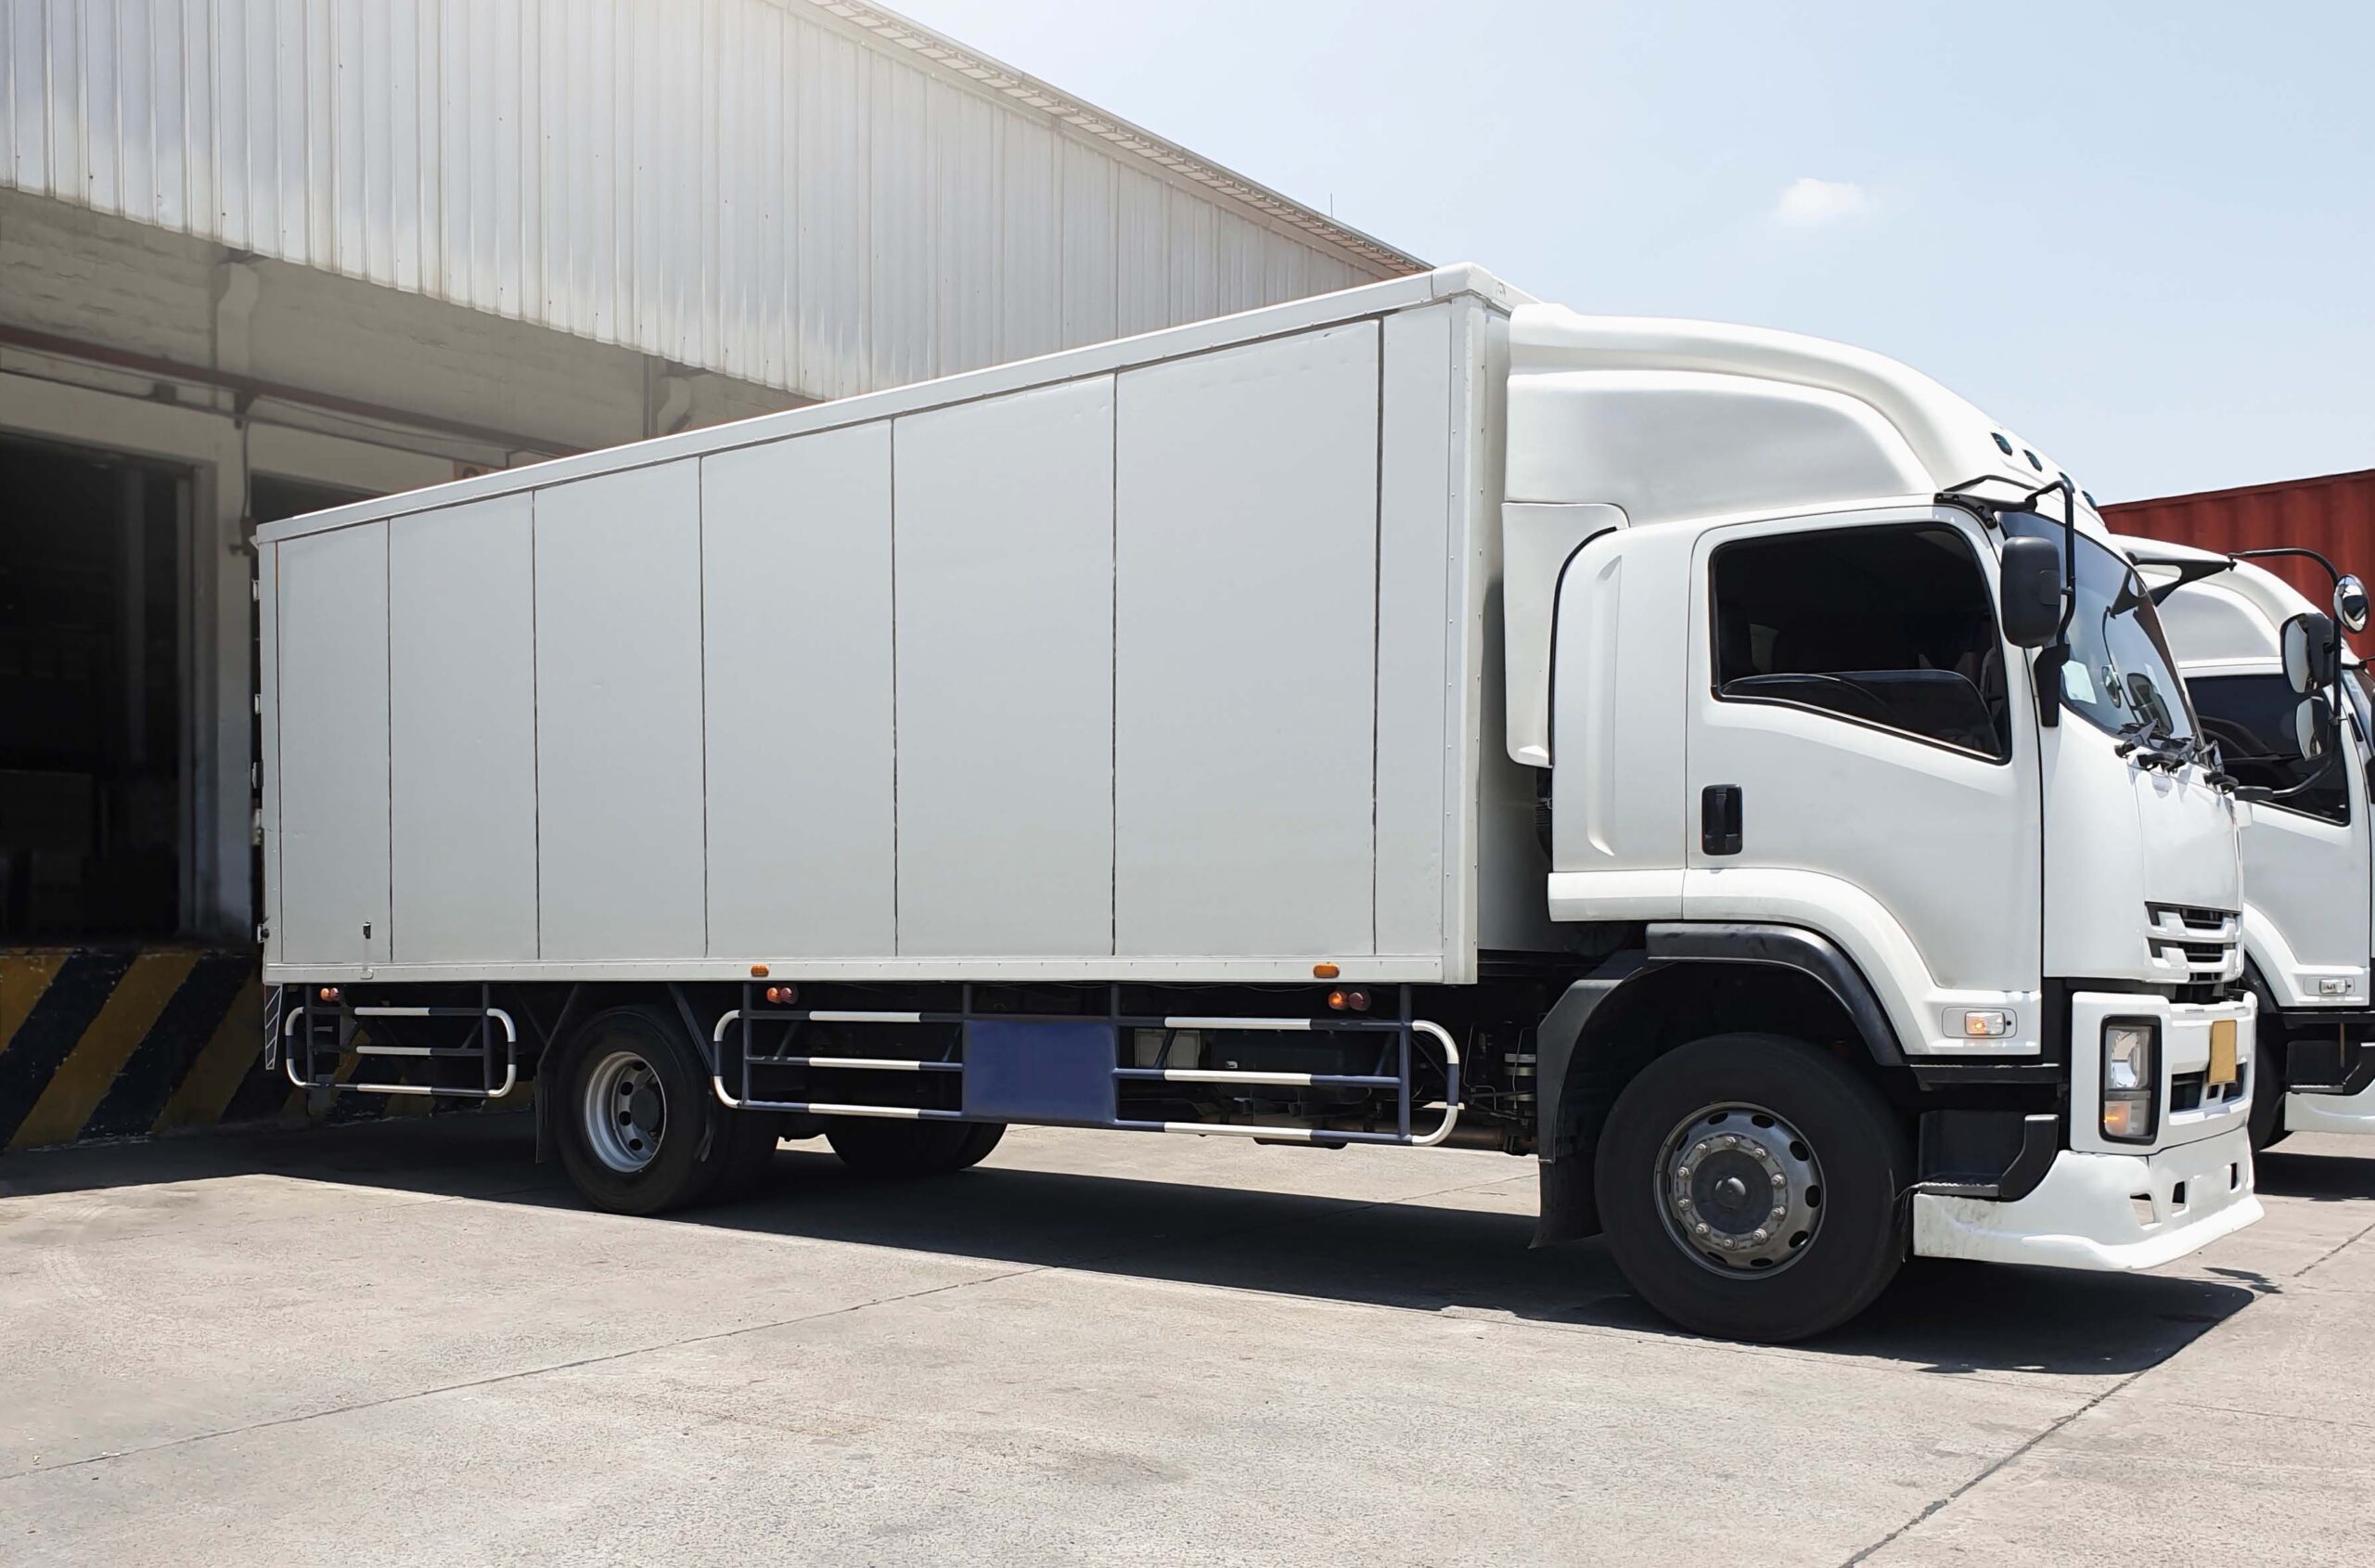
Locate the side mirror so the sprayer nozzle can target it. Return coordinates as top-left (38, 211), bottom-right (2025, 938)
top-left (2292, 693), bottom-right (2334, 762)
top-left (2336, 574), bottom-right (2369, 635)
top-left (1998, 535), bottom-right (2062, 649)
top-left (2281, 610), bottom-right (2340, 695)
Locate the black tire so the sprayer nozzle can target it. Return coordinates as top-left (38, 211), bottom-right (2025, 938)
top-left (1596, 1032), bottom-right (1909, 1343)
top-left (2249, 1022), bottom-right (2289, 1152)
top-left (952, 1121), bottom-right (1007, 1169)
top-left (711, 1111), bottom-right (790, 1202)
top-left (552, 1004), bottom-right (738, 1216)
top-left (825, 1117), bottom-right (1007, 1177)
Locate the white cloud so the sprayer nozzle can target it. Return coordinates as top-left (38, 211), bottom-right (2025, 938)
top-left (1772, 176), bottom-right (1873, 226)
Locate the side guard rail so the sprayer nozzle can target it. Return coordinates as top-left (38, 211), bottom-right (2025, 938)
top-left (711, 996), bottom-right (1461, 1149)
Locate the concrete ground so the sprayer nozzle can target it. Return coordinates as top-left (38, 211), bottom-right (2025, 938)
top-left (1, 1119), bottom-right (2369, 1567)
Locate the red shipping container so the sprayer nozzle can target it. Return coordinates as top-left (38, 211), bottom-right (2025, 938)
top-left (2102, 468), bottom-right (2375, 610)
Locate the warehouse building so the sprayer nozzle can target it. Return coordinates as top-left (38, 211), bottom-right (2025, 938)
top-left (0, 0), bottom-right (1420, 1146)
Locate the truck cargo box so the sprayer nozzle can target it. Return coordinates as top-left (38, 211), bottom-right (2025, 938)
top-left (257, 267), bottom-right (1551, 986)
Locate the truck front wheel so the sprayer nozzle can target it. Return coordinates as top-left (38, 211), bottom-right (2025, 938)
top-left (1595, 1033), bottom-right (1908, 1343)
top-left (825, 1118), bottom-right (1006, 1177)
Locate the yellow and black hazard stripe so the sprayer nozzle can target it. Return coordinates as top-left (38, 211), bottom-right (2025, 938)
top-left (0, 948), bottom-right (528, 1150)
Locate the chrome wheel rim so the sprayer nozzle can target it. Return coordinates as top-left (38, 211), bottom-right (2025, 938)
top-left (584, 1049), bottom-right (666, 1175)
top-left (1656, 1101), bottom-right (1823, 1276)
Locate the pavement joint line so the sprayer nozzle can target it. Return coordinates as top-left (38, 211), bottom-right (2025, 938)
top-left (2144, 1397), bottom-right (2375, 1435)
top-left (1820, 1215), bottom-right (2375, 1568)
top-left (2288, 1206), bottom-right (2375, 1281)
top-left (0, 1163), bottom-right (1534, 1485)
top-left (1834, 1370), bottom-right (2147, 1567)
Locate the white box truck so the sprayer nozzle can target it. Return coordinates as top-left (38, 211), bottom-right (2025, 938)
top-left (258, 266), bottom-right (2259, 1342)
top-left (2119, 536), bottom-right (2375, 1148)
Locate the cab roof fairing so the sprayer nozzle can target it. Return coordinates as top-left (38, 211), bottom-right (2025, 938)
top-left (1506, 304), bottom-right (2094, 534)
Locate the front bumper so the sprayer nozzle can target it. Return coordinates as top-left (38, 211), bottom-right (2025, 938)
top-left (2069, 989), bottom-right (2256, 1154)
top-left (1912, 1123), bottom-right (2259, 1270)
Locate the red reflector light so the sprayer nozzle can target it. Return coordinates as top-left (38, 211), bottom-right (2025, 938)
top-left (316, 986), bottom-right (341, 1003)
top-left (764, 984), bottom-right (799, 1006)
top-left (1343, 989), bottom-right (1370, 1013)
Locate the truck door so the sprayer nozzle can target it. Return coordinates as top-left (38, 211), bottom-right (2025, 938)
top-left (271, 522), bottom-right (392, 970)
top-left (1681, 510), bottom-right (2044, 1053)
top-left (2193, 669), bottom-right (2373, 1004)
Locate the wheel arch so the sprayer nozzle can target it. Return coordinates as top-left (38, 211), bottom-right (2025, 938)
top-left (1533, 923), bottom-right (1906, 1244)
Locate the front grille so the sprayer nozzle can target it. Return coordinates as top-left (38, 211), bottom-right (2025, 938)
top-left (2145, 904), bottom-right (2241, 983)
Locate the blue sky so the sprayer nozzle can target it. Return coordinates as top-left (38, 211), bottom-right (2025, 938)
top-left (891, 1), bottom-right (2374, 502)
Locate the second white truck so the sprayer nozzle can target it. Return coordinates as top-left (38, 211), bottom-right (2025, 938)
top-left (256, 266), bottom-right (2260, 1342)
top-left (2121, 536), bottom-right (2373, 1149)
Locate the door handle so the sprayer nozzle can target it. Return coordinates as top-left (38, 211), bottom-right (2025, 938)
top-left (1701, 785), bottom-right (1743, 855)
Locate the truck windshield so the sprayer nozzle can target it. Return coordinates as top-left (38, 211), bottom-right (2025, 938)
top-left (2001, 512), bottom-right (2199, 745)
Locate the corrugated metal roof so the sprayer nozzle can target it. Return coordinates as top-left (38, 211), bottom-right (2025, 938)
top-left (2104, 468), bottom-right (2375, 610)
top-left (0, 0), bottom-right (1421, 402)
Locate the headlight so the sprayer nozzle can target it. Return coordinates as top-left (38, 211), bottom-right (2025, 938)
top-left (2102, 1022), bottom-right (2158, 1142)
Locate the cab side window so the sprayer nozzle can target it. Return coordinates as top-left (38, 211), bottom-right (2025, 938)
top-left (1712, 524), bottom-right (2010, 760)
top-left (2191, 674), bottom-right (2349, 824)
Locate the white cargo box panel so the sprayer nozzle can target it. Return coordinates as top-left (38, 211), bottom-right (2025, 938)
top-left (257, 266), bottom-right (1553, 986)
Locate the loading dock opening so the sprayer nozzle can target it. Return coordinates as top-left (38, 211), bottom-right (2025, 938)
top-left (1, 437), bottom-right (189, 942)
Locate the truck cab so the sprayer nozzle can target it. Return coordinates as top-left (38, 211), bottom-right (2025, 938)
top-left (2116, 537), bottom-right (2375, 1146)
top-left (1502, 308), bottom-right (2259, 1334)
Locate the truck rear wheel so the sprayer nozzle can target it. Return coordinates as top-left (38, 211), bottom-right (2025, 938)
top-left (1596, 1033), bottom-right (1908, 1343)
top-left (553, 1004), bottom-right (774, 1215)
top-left (825, 1118), bottom-right (1006, 1177)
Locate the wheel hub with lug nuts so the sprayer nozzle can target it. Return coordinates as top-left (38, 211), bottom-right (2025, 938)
top-left (584, 1049), bottom-right (667, 1175)
top-left (1658, 1102), bottom-right (1823, 1275)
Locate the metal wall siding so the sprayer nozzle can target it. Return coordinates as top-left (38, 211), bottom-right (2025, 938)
top-left (2105, 469), bottom-right (2375, 612)
top-left (1, 0), bottom-right (1412, 400)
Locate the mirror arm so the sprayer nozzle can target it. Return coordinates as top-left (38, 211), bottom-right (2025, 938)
top-left (2052, 476), bottom-right (2079, 649)
top-left (2242, 739), bottom-right (2345, 803)
top-left (2235, 546), bottom-right (2345, 592)
top-left (2032, 647), bottom-right (2064, 727)
top-left (2031, 477), bottom-right (2080, 729)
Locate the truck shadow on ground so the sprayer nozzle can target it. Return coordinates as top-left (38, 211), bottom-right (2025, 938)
top-left (3, 1114), bottom-right (2263, 1380)
top-left (2253, 1144), bottom-right (2375, 1202)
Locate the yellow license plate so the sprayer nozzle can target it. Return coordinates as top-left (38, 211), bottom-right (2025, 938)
top-left (2209, 1020), bottom-right (2239, 1086)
